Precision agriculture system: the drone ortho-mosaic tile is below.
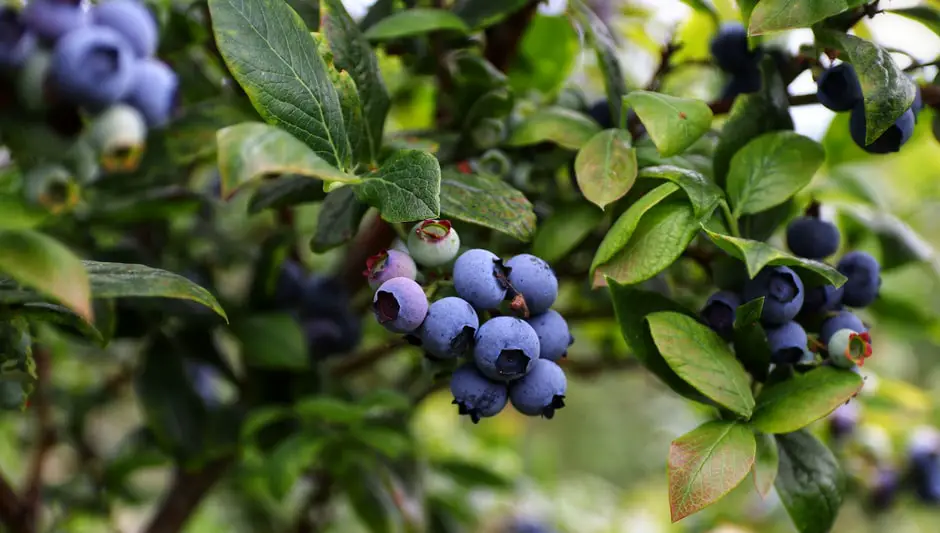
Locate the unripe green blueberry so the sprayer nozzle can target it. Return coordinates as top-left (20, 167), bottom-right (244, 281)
top-left (828, 328), bottom-right (872, 369)
top-left (89, 104), bottom-right (147, 173)
top-left (407, 219), bottom-right (460, 267)
top-left (478, 149), bottom-right (512, 177)
top-left (17, 50), bottom-right (52, 113)
top-left (64, 138), bottom-right (101, 185)
top-left (24, 164), bottom-right (80, 215)
top-left (471, 117), bottom-right (505, 150)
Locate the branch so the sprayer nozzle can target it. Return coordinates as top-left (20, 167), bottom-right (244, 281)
top-left (483, 1), bottom-right (541, 72)
top-left (339, 212), bottom-right (396, 293)
top-left (293, 470), bottom-right (333, 533)
top-left (0, 471), bottom-right (22, 531)
top-left (22, 347), bottom-right (55, 533)
top-left (330, 339), bottom-right (408, 378)
top-left (143, 457), bottom-right (232, 533)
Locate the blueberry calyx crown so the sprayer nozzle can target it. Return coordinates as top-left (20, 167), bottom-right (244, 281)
top-left (414, 219), bottom-right (453, 243)
top-left (452, 399), bottom-right (483, 424)
top-left (542, 395), bottom-right (566, 419)
top-left (450, 325), bottom-right (476, 356)
top-left (843, 331), bottom-right (873, 366)
top-left (373, 290), bottom-right (400, 323)
top-left (768, 270), bottom-right (800, 303)
top-left (362, 250), bottom-right (389, 279)
top-left (495, 349), bottom-right (529, 377)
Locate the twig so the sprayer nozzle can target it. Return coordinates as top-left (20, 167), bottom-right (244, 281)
top-left (23, 347), bottom-right (55, 532)
top-left (143, 458), bottom-right (232, 533)
top-left (330, 339), bottom-right (409, 378)
top-left (645, 40), bottom-right (681, 92)
top-left (905, 57), bottom-right (940, 72)
top-left (0, 471), bottom-right (22, 531)
top-left (294, 470), bottom-right (334, 533)
top-left (483, 1), bottom-right (541, 72)
top-left (339, 213), bottom-right (396, 293)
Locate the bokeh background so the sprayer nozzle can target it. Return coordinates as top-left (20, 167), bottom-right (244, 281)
top-left (5, 0), bottom-right (940, 532)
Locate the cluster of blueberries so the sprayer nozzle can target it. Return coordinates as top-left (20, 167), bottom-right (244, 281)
top-left (710, 22), bottom-right (765, 100)
top-left (1, 0), bottom-right (178, 132)
top-left (365, 220), bottom-right (573, 424)
top-left (817, 63), bottom-right (924, 154)
top-left (702, 211), bottom-right (878, 371)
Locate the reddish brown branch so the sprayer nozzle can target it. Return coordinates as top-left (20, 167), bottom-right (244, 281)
top-left (483, 1), bottom-right (541, 72)
top-left (143, 458), bottom-right (232, 533)
top-left (0, 472), bottom-right (22, 532)
top-left (340, 213), bottom-right (396, 293)
top-left (22, 348), bottom-right (55, 533)
top-left (330, 339), bottom-right (408, 378)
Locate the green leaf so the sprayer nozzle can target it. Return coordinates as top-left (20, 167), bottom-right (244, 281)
top-left (0, 230), bottom-right (91, 321)
top-left (733, 298), bottom-right (772, 382)
top-left (668, 420), bottom-right (756, 522)
top-left (574, 129), bottom-right (637, 209)
top-left (0, 195), bottom-right (48, 230)
top-left (893, 7), bottom-right (940, 37)
top-left (324, 60), bottom-right (369, 166)
top-left (321, 0), bottom-right (390, 165)
top-left (342, 468), bottom-right (395, 533)
top-left (454, 0), bottom-right (532, 28)
top-left (509, 15), bottom-right (579, 95)
top-left (775, 430), bottom-right (845, 533)
top-left (433, 459), bottom-right (513, 489)
top-left (311, 187), bottom-right (368, 253)
top-left (82, 261), bottom-right (227, 321)
top-left (295, 397), bottom-right (364, 424)
top-left (353, 150), bottom-right (441, 223)
top-left (364, 8), bottom-right (470, 40)
top-left (702, 228), bottom-right (848, 287)
top-left (607, 281), bottom-right (711, 403)
top-left (440, 169), bottom-right (535, 241)
top-left (751, 367), bottom-right (863, 434)
top-left (594, 201), bottom-right (702, 287)
top-left (532, 203), bottom-right (603, 263)
top-left (0, 317), bottom-right (34, 387)
top-left (266, 433), bottom-right (324, 499)
top-left (713, 57), bottom-right (793, 187)
top-left (637, 165), bottom-right (723, 218)
top-left (647, 312), bottom-right (755, 417)
top-left (753, 431), bottom-right (779, 498)
top-left (234, 313), bottom-right (309, 370)
top-left (248, 175), bottom-right (327, 214)
top-left (815, 29), bottom-right (916, 145)
top-left (748, 0), bottom-right (864, 35)
top-left (591, 183), bottom-right (679, 273)
top-left (623, 91), bottom-right (713, 157)
top-left (216, 123), bottom-right (359, 198)
top-left (164, 97), bottom-right (256, 165)
top-left (506, 106), bottom-right (601, 150)
top-left (570, 0), bottom-right (628, 127)
top-left (19, 303), bottom-right (104, 346)
top-left (726, 131), bottom-right (824, 217)
top-left (680, 0), bottom-right (719, 22)
top-left (209, 0), bottom-right (348, 168)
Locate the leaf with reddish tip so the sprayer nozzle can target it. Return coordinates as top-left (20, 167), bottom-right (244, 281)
top-left (669, 420), bottom-right (756, 522)
top-left (574, 129), bottom-right (637, 209)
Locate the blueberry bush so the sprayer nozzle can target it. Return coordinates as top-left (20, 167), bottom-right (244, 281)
top-left (3, 0), bottom-right (940, 532)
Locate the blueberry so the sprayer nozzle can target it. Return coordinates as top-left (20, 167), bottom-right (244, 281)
top-left (912, 81), bottom-right (924, 116)
top-left (50, 26), bottom-right (136, 110)
top-left (743, 266), bottom-right (804, 325)
top-left (301, 275), bottom-right (352, 318)
top-left (816, 64), bottom-right (862, 112)
top-left (720, 65), bottom-right (762, 100)
top-left (450, 362), bottom-right (508, 423)
top-left (710, 22), bottom-right (760, 74)
top-left (505, 254), bottom-right (558, 315)
top-left (373, 277), bottom-right (428, 334)
top-left (786, 216), bottom-right (840, 259)
top-left (828, 401), bottom-right (859, 440)
top-left (92, 0), bottom-right (158, 58)
top-left (764, 321), bottom-right (808, 365)
top-left (473, 316), bottom-right (540, 382)
top-left (363, 249), bottom-right (417, 290)
top-left (418, 297), bottom-right (479, 359)
top-left (0, 8), bottom-right (37, 68)
top-left (799, 284), bottom-right (843, 316)
top-left (837, 251), bottom-right (881, 308)
top-left (525, 310), bottom-right (572, 362)
top-left (819, 310), bottom-right (866, 345)
top-left (850, 105), bottom-right (915, 154)
top-left (23, 0), bottom-right (87, 43)
top-left (23, 164), bottom-right (79, 214)
top-left (508, 359), bottom-right (567, 418)
top-left (700, 290), bottom-right (740, 340)
top-left (407, 219), bottom-right (460, 267)
top-left (909, 428), bottom-right (940, 503)
top-left (453, 249), bottom-right (509, 310)
top-left (870, 468), bottom-right (900, 511)
top-left (298, 275), bottom-right (361, 358)
top-left (124, 59), bottom-right (179, 128)
top-left (827, 328), bottom-right (872, 368)
top-left (506, 518), bottom-right (558, 533)
top-left (273, 260), bottom-right (305, 309)
top-left (587, 99), bottom-right (614, 129)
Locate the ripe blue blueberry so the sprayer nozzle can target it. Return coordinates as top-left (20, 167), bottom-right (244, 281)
top-left (870, 468), bottom-right (900, 511)
top-left (700, 290), bottom-right (741, 340)
top-left (372, 277), bottom-right (428, 334)
top-left (799, 283), bottom-right (843, 316)
top-left (507, 518), bottom-right (557, 533)
top-left (92, 0), bottom-right (158, 58)
top-left (51, 27), bottom-right (136, 110)
top-left (816, 64), bottom-right (862, 112)
top-left (720, 65), bottom-right (761, 100)
top-left (587, 99), bottom-right (614, 129)
top-left (23, 0), bottom-right (87, 43)
top-left (473, 316), bottom-right (540, 382)
top-left (828, 401), bottom-right (859, 440)
top-left (912, 81), bottom-right (924, 116)
top-left (710, 22), bottom-right (760, 74)
top-left (505, 254), bottom-right (558, 315)
top-left (0, 9), bottom-right (37, 68)
top-left (508, 359), bottom-right (567, 418)
top-left (300, 274), bottom-right (358, 318)
top-left (453, 248), bottom-right (509, 310)
top-left (819, 310), bottom-right (866, 345)
top-left (764, 321), bottom-right (808, 365)
top-left (525, 309), bottom-right (573, 362)
top-left (786, 216), bottom-right (840, 259)
top-left (909, 428), bottom-right (940, 504)
top-left (450, 362), bottom-right (508, 423)
top-left (124, 59), bottom-right (179, 128)
top-left (301, 276), bottom-right (361, 359)
top-left (743, 266), bottom-right (804, 325)
top-left (837, 251), bottom-right (881, 308)
top-left (274, 260), bottom-right (305, 308)
top-left (418, 297), bottom-right (479, 359)
top-left (363, 249), bottom-right (417, 290)
top-left (407, 219), bottom-right (460, 267)
top-left (850, 105), bottom-right (915, 154)
top-left (827, 328), bottom-right (872, 369)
